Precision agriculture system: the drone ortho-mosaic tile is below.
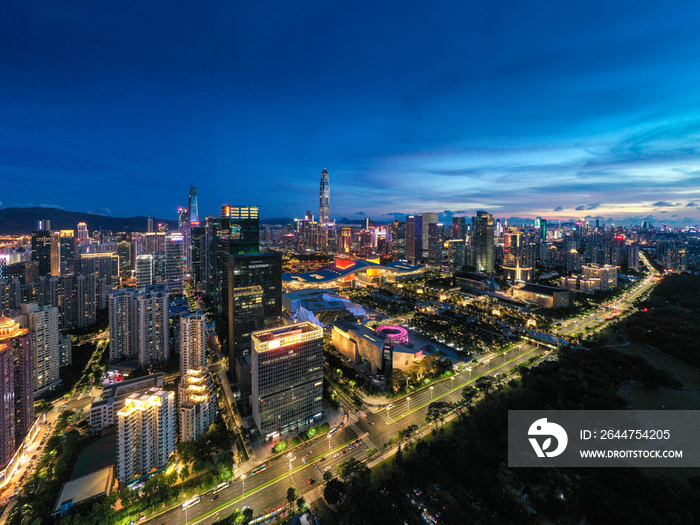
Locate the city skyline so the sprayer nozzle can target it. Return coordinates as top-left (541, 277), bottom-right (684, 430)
top-left (2, 1), bottom-right (700, 226)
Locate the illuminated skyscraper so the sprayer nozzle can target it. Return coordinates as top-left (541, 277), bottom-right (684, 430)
top-left (319, 168), bottom-right (330, 252)
top-left (475, 210), bottom-right (495, 275)
top-left (188, 184), bottom-right (199, 224)
top-left (179, 367), bottom-right (217, 442)
top-left (59, 230), bottom-right (76, 277)
top-left (21, 303), bottom-right (60, 393)
top-left (165, 233), bottom-right (184, 294)
top-left (251, 322), bottom-right (323, 436)
top-left (421, 212), bottom-right (439, 261)
top-left (77, 222), bottom-right (89, 246)
top-left (31, 229), bottom-right (57, 277)
top-left (179, 312), bottom-right (207, 372)
top-left (116, 388), bottom-right (176, 484)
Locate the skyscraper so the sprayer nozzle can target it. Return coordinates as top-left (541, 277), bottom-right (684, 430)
top-left (228, 253), bottom-right (282, 361)
top-left (251, 322), bottom-right (323, 436)
top-left (109, 290), bottom-right (137, 361)
top-left (136, 284), bottom-right (169, 366)
top-left (165, 233), bottom-right (184, 295)
top-left (475, 210), bottom-right (495, 275)
top-left (77, 222), bottom-right (89, 246)
top-left (405, 215), bottom-right (422, 265)
top-left (452, 217), bottom-right (466, 241)
top-left (21, 303), bottom-right (60, 393)
top-left (59, 230), bottom-right (76, 277)
top-left (428, 223), bottom-right (445, 266)
top-left (319, 168), bottom-right (330, 226)
top-left (135, 254), bottom-right (153, 291)
top-left (116, 388), bottom-right (176, 484)
top-left (179, 312), bottom-right (207, 372)
top-left (179, 367), bottom-right (217, 443)
top-left (31, 230), bottom-right (55, 277)
top-left (421, 212), bottom-right (439, 261)
top-left (188, 184), bottom-right (199, 224)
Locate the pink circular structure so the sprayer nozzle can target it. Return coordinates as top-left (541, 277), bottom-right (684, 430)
top-left (376, 325), bottom-right (409, 347)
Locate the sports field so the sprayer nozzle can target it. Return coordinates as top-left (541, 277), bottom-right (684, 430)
top-left (71, 433), bottom-right (117, 480)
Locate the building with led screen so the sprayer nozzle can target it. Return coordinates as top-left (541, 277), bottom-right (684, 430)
top-left (251, 322), bottom-right (323, 438)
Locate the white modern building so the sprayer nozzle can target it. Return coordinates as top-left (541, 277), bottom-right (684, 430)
top-left (179, 312), bottom-right (207, 373)
top-left (116, 387), bottom-right (176, 485)
top-left (165, 233), bottom-right (184, 295)
top-left (251, 322), bottom-right (323, 438)
top-left (179, 367), bottom-right (217, 442)
top-left (135, 254), bottom-right (153, 291)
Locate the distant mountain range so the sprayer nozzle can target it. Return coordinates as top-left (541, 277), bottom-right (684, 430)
top-left (0, 207), bottom-right (178, 234)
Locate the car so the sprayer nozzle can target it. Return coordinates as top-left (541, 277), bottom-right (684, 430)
top-left (343, 449), bottom-right (348, 454)
top-left (333, 453), bottom-right (340, 458)
top-left (320, 457), bottom-right (325, 461)
top-left (212, 495), bottom-right (220, 501)
top-left (306, 451), bottom-right (312, 456)
top-left (414, 488), bottom-right (422, 495)
top-left (308, 478), bottom-right (316, 484)
top-left (324, 466), bottom-right (331, 471)
top-left (367, 420), bottom-right (374, 425)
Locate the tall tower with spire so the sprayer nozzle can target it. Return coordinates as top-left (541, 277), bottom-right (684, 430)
top-left (319, 168), bottom-right (330, 251)
top-left (188, 184), bottom-right (199, 224)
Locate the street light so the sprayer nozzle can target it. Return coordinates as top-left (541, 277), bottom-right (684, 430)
top-left (328, 434), bottom-right (332, 452)
top-left (430, 386), bottom-right (434, 402)
top-left (450, 376), bottom-right (454, 390)
top-left (407, 397), bottom-right (411, 413)
top-left (386, 406), bottom-right (390, 423)
top-left (242, 474), bottom-right (246, 498)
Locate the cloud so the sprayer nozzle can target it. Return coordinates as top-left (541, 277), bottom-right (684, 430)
top-left (354, 211), bottom-right (366, 216)
top-left (686, 202), bottom-right (697, 207)
top-left (575, 206), bottom-right (585, 211)
top-left (575, 203), bottom-right (600, 211)
top-left (553, 206), bottom-right (563, 211)
top-left (651, 201), bottom-right (678, 207)
top-left (584, 215), bottom-right (604, 220)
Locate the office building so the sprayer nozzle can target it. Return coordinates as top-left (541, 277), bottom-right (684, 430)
top-left (331, 320), bottom-right (384, 375)
top-left (475, 211), bottom-right (495, 275)
top-left (510, 283), bottom-right (572, 308)
top-left (116, 388), bottom-right (176, 484)
top-left (144, 232), bottom-right (166, 254)
top-left (251, 323), bottom-right (323, 437)
top-left (583, 264), bottom-right (617, 290)
top-left (319, 168), bottom-right (330, 252)
top-left (190, 226), bottom-right (207, 285)
top-left (389, 220), bottom-right (405, 260)
top-left (179, 367), bottom-right (217, 442)
top-left (222, 205), bottom-right (260, 255)
top-left (31, 230), bottom-right (58, 277)
top-left (502, 228), bottom-right (533, 282)
top-left (188, 185), bottom-right (200, 224)
top-left (228, 285), bottom-right (264, 360)
top-left (179, 312), bottom-right (207, 372)
top-left (452, 217), bottom-right (466, 241)
top-left (228, 252), bottom-right (282, 361)
top-left (428, 223), bottom-right (445, 267)
top-left (421, 213), bottom-right (439, 261)
top-left (405, 215), bottom-right (421, 265)
top-left (447, 240), bottom-right (465, 271)
top-left (78, 253), bottom-right (120, 286)
top-left (135, 254), bottom-right (153, 290)
top-left (77, 223), bottom-right (89, 246)
top-left (59, 231), bottom-right (76, 277)
top-left (21, 303), bottom-right (60, 393)
top-left (165, 233), bottom-right (185, 295)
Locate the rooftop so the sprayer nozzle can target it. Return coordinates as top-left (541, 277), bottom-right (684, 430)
top-left (52, 466), bottom-right (113, 516)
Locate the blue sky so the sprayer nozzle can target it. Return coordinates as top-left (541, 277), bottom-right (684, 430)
top-left (2, 1), bottom-right (700, 226)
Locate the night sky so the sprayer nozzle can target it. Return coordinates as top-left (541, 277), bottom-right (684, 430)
top-left (2, 1), bottom-right (700, 226)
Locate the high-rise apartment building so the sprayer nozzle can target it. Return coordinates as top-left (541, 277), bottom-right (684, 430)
top-left (116, 388), bottom-right (176, 484)
top-left (179, 367), bottom-right (217, 442)
top-left (389, 220), bottom-right (406, 261)
top-left (428, 223), bottom-right (445, 266)
top-left (251, 322), bottom-right (323, 437)
top-left (447, 239), bottom-right (465, 271)
top-left (179, 312), bottom-right (207, 372)
top-left (421, 213), bottom-right (439, 261)
top-left (165, 233), bottom-right (184, 295)
top-left (475, 211), bottom-right (495, 275)
top-left (190, 226), bottom-right (207, 285)
top-left (136, 284), bottom-right (169, 366)
top-left (21, 303), bottom-right (60, 393)
top-left (0, 315), bottom-right (33, 468)
top-left (109, 290), bottom-right (137, 361)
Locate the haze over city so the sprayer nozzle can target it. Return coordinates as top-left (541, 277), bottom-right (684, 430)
top-left (3, 1), bottom-right (700, 226)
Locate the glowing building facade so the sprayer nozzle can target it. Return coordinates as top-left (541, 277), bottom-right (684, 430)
top-left (178, 367), bottom-right (217, 442)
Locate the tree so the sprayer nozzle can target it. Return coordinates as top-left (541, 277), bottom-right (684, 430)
top-left (394, 443), bottom-right (403, 469)
top-left (426, 401), bottom-right (450, 429)
top-left (286, 486), bottom-right (299, 509)
top-left (323, 470), bottom-right (333, 482)
top-left (296, 497), bottom-right (306, 512)
top-left (323, 478), bottom-right (346, 505)
top-left (475, 375), bottom-right (496, 394)
top-left (338, 458), bottom-right (371, 494)
top-left (461, 385), bottom-right (478, 403)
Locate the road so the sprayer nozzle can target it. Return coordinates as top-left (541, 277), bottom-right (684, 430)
top-left (556, 257), bottom-right (660, 338)
top-left (144, 426), bottom-right (363, 525)
top-left (349, 342), bottom-right (541, 449)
